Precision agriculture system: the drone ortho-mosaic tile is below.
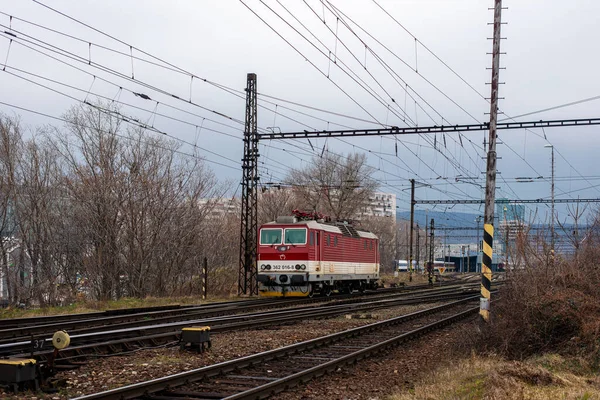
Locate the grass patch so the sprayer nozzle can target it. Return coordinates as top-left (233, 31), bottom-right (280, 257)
top-left (454, 375), bottom-right (486, 399)
top-left (0, 295), bottom-right (234, 319)
top-left (389, 353), bottom-right (600, 400)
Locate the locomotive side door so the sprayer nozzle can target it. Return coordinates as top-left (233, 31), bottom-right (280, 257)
top-left (315, 230), bottom-right (322, 272)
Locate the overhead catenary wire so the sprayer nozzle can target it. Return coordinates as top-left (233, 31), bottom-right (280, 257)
top-left (0, 67), bottom-right (242, 169)
top-left (238, 2), bottom-right (492, 203)
top-left (0, 100), bottom-right (239, 171)
top-left (367, 0), bottom-right (597, 204)
top-left (8, 2), bottom-right (596, 222)
top-left (1, 12), bottom-right (370, 136)
top-left (238, 0), bottom-right (397, 127)
top-left (0, 22), bottom-right (247, 126)
top-left (3, 4), bottom-right (482, 190)
top-left (303, 2), bottom-right (495, 187)
top-left (0, 22), bottom-right (436, 206)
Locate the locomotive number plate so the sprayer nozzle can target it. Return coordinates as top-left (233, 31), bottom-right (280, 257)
top-left (271, 264), bottom-right (293, 270)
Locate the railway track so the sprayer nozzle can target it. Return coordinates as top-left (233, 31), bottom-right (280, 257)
top-left (73, 297), bottom-right (478, 400)
top-left (0, 284), bottom-right (488, 362)
top-left (0, 282), bottom-right (452, 341)
top-left (0, 283), bottom-right (472, 347)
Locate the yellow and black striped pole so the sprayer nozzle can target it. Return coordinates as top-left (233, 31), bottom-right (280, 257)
top-left (480, 224), bottom-right (493, 321)
top-left (480, 0), bottom-right (504, 323)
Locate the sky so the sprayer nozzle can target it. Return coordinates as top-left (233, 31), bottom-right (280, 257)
top-left (0, 0), bottom-right (599, 232)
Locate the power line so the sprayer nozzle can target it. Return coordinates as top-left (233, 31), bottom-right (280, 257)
top-left (0, 66), bottom-right (242, 169)
top-left (25, 1), bottom-right (488, 206)
top-left (239, 0), bottom-right (392, 126)
top-left (499, 95), bottom-right (600, 121)
top-left (325, 1), bottom-right (480, 124)
top-left (416, 198), bottom-right (600, 205)
top-left (0, 22), bottom-right (246, 126)
top-left (0, 100), bottom-right (239, 171)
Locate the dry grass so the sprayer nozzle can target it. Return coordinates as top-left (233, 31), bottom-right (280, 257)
top-left (0, 295), bottom-right (234, 319)
top-left (380, 272), bottom-right (429, 287)
top-left (390, 353), bottom-right (600, 400)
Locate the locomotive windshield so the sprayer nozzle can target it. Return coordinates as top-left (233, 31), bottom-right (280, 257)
top-left (284, 228), bottom-right (307, 245)
top-left (260, 228), bottom-right (282, 245)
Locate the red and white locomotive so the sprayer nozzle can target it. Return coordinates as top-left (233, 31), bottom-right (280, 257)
top-left (257, 212), bottom-right (380, 297)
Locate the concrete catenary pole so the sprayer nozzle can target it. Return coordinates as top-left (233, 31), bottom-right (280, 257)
top-left (481, 0), bottom-right (504, 322)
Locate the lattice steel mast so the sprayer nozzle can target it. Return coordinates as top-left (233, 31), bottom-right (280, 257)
top-left (239, 73), bottom-right (259, 295)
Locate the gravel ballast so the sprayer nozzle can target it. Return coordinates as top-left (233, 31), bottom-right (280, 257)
top-left (1, 302), bottom-right (469, 399)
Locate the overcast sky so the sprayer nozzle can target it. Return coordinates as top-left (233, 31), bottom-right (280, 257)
top-left (1, 0), bottom-right (599, 228)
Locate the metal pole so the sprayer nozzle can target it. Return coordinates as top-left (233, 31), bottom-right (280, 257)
top-left (443, 229), bottom-right (447, 270)
top-left (409, 179), bottom-right (415, 282)
top-left (550, 145), bottom-right (555, 255)
top-left (430, 219), bottom-right (435, 265)
top-left (429, 218), bottom-right (434, 285)
top-left (416, 224), bottom-right (420, 272)
top-left (424, 214), bottom-right (428, 274)
top-left (480, 0), bottom-right (504, 322)
top-left (238, 73), bottom-right (259, 295)
top-left (475, 216), bottom-right (480, 272)
top-left (202, 257), bottom-right (208, 300)
top-left (395, 222), bottom-right (399, 263)
top-left (504, 210), bottom-right (509, 269)
top-left (467, 245), bottom-right (471, 272)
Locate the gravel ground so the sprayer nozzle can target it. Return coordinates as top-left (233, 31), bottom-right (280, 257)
top-left (0, 301), bottom-right (465, 399)
top-left (272, 317), bottom-right (477, 400)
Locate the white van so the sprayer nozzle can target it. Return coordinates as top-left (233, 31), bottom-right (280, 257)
top-left (396, 260), bottom-right (416, 272)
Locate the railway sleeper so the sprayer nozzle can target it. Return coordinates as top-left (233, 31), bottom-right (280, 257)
top-left (108, 344), bottom-right (122, 354)
top-left (225, 375), bottom-right (279, 382)
top-left (161, 390), bottom-right (233, 399)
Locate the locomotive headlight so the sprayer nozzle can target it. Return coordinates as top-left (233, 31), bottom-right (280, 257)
top-left (295, 264), bottom-right (301, 270)
top-left (301, 264), bottom-right (306, 270)
top-left (266, 264), bottom-right (272, 270)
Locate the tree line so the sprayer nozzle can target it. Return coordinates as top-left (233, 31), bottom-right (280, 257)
top-left (0, 103), bottom-right (232, 305)
top-left (0, 102), bottom-right (404, 306)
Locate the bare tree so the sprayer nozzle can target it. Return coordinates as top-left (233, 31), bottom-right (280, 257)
top-left (52, 103), bottom-right (127, 300)
top-left (0, 103), bottom-right (235, 304)
top-left (288, 153), bottom-right (377, 220)
top-left (12, 137), bottom-right (64, 306)
top-left (50, 102), bottom-right (224, 300)
top-left (0, 115), bottom-right (21, 305)
top-left (258, 186), bottom-right (298, 224)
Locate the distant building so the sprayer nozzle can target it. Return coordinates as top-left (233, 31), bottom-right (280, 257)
top-left (496, 200), bottom-right (527, 263)
top-left (496, 201), bottom-right (525, 223)
top-left (198, 197), bottom-right (240, 219)
top-left (361, 192), bottom-right (396, 218)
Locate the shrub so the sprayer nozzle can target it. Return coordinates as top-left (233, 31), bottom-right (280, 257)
top-left (481, 220), bottom-right (600, 367)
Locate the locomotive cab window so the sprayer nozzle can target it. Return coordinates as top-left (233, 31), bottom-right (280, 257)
top-left (309, 232), bottom-right (314, 246)
top-left (260, 228), bottom-right (282, 245)
top-left (284, 228), bottom-right (307, 245)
